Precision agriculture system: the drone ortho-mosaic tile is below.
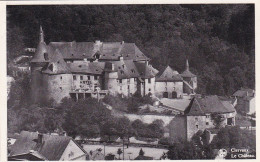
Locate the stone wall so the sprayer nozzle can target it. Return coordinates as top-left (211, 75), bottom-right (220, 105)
top-left (155, 81), bottom-right (183, 98)
top-left (44, 73), bottom-right (72, 104)
top-left (104, 71), bottom-right (118, 96)
top-left (72, 74), bottom-right (102, 91)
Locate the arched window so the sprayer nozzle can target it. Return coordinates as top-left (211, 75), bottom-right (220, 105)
top-left (172, 91), bottom-right (177, 99)
top-left (44, 53), bottom-right (49, 61)
top-left (163, 92), bottom-right (168, 98)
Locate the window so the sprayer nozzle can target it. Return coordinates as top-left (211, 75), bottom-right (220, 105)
top-left (196, 125), bottom-right (199, 129)
top-left (73, 75), bottom-right (76, 80)
top-left (148, 78), bottom-right (151, 83)
top-left (44, 53), bottom-right (49, 60)
top-left (149, 88), bottom-right (151, 91)
top-left (195, 117), bottom-right (198, 121)
top-left (60, 87), bottom-right (62, 90)
top-left (88, 76), bottom-right (90, 80)
top-left (206, 122), bottom-right (209, 125)
top-left (128, 85), bottom-right (130, 89)
top-left (120, 86), bottom-right (122, 90)
top-left (94, 76), bottom-right (98, 80)
top-left (80, 76), bottom-right (83, 80)
top-left (119, 79), bottom-right (122, 83)
top-left (122, 65), bottom-right (125, 69)
top-left (60, 76), bottom-right (62, 80)
top-left (206, 115), bottom-right (210, 118)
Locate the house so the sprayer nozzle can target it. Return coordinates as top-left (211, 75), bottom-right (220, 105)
top-left (169, 95), bottom-right (236, 141)
top-left (89, 149), bottom-right (105, 160)
top-left (30, 26), bottom-right (197, 104)
top-left (8, 131), bottom-right (88, 161)
top-left (233, 88), bottom-right (255, 115)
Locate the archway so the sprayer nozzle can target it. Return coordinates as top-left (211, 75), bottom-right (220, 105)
top-left (163, 92), bottom-right (168, 98)
top-left (172, 91), bottom-right (177, 99)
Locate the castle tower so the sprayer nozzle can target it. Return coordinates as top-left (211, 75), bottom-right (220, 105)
top-left (41, 49), bottom-right (72, 104)
top-left (30, 26), bottom-right (50, 103)
top-left (181, 59), bottom-right (197, 94)
top-left (104, 62), bottom-right (118, 95)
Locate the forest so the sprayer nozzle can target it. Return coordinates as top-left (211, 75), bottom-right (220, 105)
top-left (7, 4), bottom-right (255, 96)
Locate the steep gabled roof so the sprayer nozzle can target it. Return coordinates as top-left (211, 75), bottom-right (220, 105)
top-left (185, 95), bottom-right (236, 116)
top-left (156, 66), bottom-right (183, 82)
top-left (41, 49), bottom-right (71, 74)
top-left (134, 62), bottom-right (158, 79)
top-left (233, 88), bottom-right (255, 97)
top-left (47, 41), bottom-right (149, 61)
top-left (9, 131), bottom-right (73, 160)
top-left (110, 59), bottom-right (140, 79)
top-left (68, 61), bottom-right (105, 75)
top-left (181, 70), bottom-right (196, 78)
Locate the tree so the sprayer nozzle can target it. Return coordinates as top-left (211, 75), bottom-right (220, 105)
top-left (117, 148), bottom-right (123, 159)
top-left (167, 140), bottom-right (205, 160)
top-left (139, 148), bottom-right (145, 156)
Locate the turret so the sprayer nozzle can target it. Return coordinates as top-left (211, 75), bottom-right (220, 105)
top-left (30, 26), bottom-right (49, 103)
top-left (181, 59), bottom-right (197, 94)
top-left (31, 26), bottom-right (49, 67)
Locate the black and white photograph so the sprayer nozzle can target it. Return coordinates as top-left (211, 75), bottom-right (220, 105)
top-left (5, 2), bottom-right (256, 161)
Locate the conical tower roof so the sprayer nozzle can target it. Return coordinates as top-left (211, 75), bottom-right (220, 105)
top-left (31, 26), bottom-right (49, 63)
top-left (181, 59), bottom-right (196, 78)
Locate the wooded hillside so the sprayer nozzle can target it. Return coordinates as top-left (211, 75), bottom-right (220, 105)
top-left (7, 4), bottom-right (255, 95)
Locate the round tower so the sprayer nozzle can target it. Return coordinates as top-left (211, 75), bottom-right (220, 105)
top-left (41, 49), bottom-right (72, 104)
top-left (30, 26), bottom-right (49, 104)
top-left (181, 59), bottom-right (197, 94)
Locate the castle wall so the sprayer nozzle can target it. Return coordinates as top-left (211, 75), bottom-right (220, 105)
top-left (186, 112), bottom-right (236, 140)
top-left (155, 81), bottom-right (183, 98)
top-left (43, 73), bottom-right (72, 104)
top-left (71, 74), bottom-right (102, 91)
top-left (105, 71), bottom-right (118, 96)
top-left (117, 78), bottom-right (138, 97)
top-left (31, 63), bottom-right (48, 104)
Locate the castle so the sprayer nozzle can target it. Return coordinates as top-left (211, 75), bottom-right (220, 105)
top-left (31, 27), bottom-right (197, 104)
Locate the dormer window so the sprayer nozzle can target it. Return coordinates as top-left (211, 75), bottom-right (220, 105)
top-left (131, 69), bottom-right (135, 73)
top-left (122, 65), bottom-right (125, 69)
top-left (44, 53), bottom-right (49, 61)
top-left (121, 70), bottom-right (124, 74)
top-left (48, 64), bottom-right (53, 71)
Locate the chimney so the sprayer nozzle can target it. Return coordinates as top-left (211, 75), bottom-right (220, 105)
top-left (38, 133), bottom-right (43, 144)
top-left (120, 56), bottom-right (124, 61)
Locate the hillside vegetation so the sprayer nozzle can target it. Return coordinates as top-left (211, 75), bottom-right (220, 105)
top-left (7, 4), bottom-right (254, 96)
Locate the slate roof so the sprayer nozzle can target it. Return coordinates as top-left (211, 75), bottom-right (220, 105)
top-left (110, 60), bottom-right (140, 79)
top-left (47, 41), bottom-right (149, 61)
top-left (156, 66), bottom-right (183, 82)
top-left (181, 69), bottom-right (196, 78)
top-left (68, 62), bottom-right (105, 75)
top-left (135, 62), bottom-right (158, 79)
top-left (160, 98), bottom-right (191, 112)
top-left (41, 50), bottom-right (71, 74)
top-left (31, 42), bottom-right (48, 63)
top-left (9, 131), bottom-right (86, 161)
top-left (233, 88), bottom-right (255, 97)
top-left (185, 95), bottom-right (236, 116)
